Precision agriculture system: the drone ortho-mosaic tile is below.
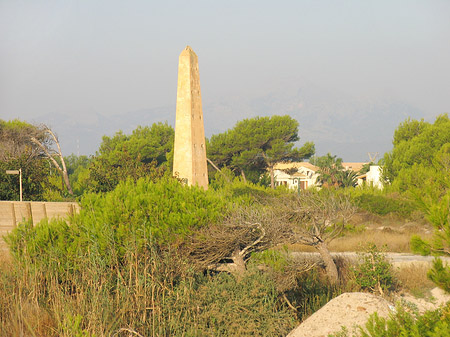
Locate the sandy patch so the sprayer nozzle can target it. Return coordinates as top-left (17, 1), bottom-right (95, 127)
top-left (288, 288), bottom-right (450, 337)
top-left (287, 292), bottom-right (393, 337)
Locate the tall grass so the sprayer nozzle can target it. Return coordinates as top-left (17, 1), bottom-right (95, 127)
top-left (0, 239), bottom-right (295, 336)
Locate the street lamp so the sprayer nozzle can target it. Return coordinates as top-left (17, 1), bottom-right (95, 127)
top-left (6, 168), bottom-right (22, 201)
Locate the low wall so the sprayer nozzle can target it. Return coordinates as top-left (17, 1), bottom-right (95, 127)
top-left (0, 201), bottom-right (80, 249)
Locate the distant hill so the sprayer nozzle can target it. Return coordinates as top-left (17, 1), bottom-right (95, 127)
top-left (33, 85), bottom-right (423, 162)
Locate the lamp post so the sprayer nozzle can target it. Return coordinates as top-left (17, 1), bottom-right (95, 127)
top-left (6, 169), bottom-right (22, 201)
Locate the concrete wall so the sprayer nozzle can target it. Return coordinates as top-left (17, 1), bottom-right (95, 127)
top-left (0, 201), bottom-right (80, 248)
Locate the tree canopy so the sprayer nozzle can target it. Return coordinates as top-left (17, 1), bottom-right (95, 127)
top-left (97, 122), bottom-right (174, 166)
top-left (386, 115), bottom-right (450, 293)
top-left (311, 153), bottom-right (358, 188)
top-left (383, 114), bottom-right (450, 194)
top-left (207, 115), bottom-right (314, 188)
top-left (78, 122), bottom-right (174, 193)
top-left (0, 120), bottom-right (58, 200)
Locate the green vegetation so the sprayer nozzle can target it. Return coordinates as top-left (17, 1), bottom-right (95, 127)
top-left (329, 304), bottom-right (450, 337)
top-left (352, 192), bottom-right (416, 218)
top-left (207, 115), bottom-right (314, 188)
top-left (7, 177), bottom-right (228, 267)
top-left (2, 177), bottom-right (298, 336)
top-left (383, 114), bottom-right (450, 196)
top-left (76, 122), bottom-right (174, 193)
top-left (3, 114), bottom-right (450, 336)
top-left (0, 119), bottom-right (72, 200)
top-left (351, 244), bottom-right (396, 295)
top-left (311, 153), bottom-right (358, 188)
top-left (381, 115), bottom-right (450, 294)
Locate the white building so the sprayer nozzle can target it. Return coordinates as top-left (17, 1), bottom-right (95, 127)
top-left (273, 161), bottom-right (376, 190)
top-left (356, 165), bottom-right (383, 189)
top-left (273, 162), bottom-right (320, 191)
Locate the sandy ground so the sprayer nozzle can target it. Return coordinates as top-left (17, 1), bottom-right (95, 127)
top-left (287, 289), bottom-right (450, 337)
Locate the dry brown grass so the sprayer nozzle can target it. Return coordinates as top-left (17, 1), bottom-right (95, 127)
top-left (289, 210), bottom-right (434, 254)
top-left (289, 230), bottom-right (433, 253)
top-left (394, 262), bottom-right (435, 298)
top-left (0, 255), bottom-right (58, 337)
top-left (329, 230), bottom-right (434, 253)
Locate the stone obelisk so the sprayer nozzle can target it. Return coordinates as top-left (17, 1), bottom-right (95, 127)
top-left (173, 46), bottom-right (208, 189)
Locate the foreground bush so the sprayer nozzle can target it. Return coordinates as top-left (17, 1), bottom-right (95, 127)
top-left (7, 176), bottom-right (228, 268)
top-left (2, 177), bottom-right (299, 336)
top-left (0, 244), bottom-right (295, 336)
top-left (351, 244), bottom-right (397, 295)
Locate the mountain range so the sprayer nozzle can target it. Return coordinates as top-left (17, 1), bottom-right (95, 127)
top-left (31, 84), bottom-right (423, 162)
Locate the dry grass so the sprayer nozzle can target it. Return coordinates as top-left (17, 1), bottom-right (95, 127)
top-left (289, 210), bottom-right (434, 254)
top-left (289, 230), bottom-right (433, 253)
top-left (0, 253), bottom-right (58, 337)
top-left (394, 262), bottom-right (435, 298)
top-left (329, 229), bottom-right (434, 253)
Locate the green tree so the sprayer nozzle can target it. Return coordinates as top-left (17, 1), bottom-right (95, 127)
top-left (80, 123), bottom-right (174, 193)
top-left (0, 119), bottom-right (56, 200)
top-left (207, 115), bottom-right (314, 188)
top-left (0, 154), bottom-right (50, 201)
top-left (338, 170), bottom-right (359, 188)
top-left (312, 153), bottom-right (346, 188)
top-left (383, 114), bottom-right (450, 188)
top-left (65, 154), bottom-right (91, 196)
top-left (409, 144), bottom-right (450, 293)
top-left (98, 122), bottom-right (174, 167)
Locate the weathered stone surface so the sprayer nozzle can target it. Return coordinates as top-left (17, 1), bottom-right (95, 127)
top-left (173, 46), bottom-right (208, 189)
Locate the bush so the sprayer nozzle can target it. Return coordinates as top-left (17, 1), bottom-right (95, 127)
top-left (250, 247), bottom-right (291, 272)
top-left (7, 176), bottom-right (229, 276)
top-left (163, 270), bottom-right (295, 336)
top-left (351, 243), bottom-right (397, 295)
top-left (1, 241), bottom-right (295, 336)
top-left (290, 268), bottom-right (347, 321)
top-left (353, 193), bottom-right (416, 218)
top-left (3, 176), bottom-right (300, 335)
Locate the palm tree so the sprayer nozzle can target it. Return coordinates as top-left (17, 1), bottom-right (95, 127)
top-left (338, 170), bottom-right (359, 187)
top-left (314, 153), bottom-right (344, 188)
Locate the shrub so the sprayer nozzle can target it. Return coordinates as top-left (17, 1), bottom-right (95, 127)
top-left (351, 243), bottom-right (396, 295)
top-left (1, 241), bottom-right (295, 336)
top-left (353, 193), bottom-right (416, 218)
top-left (162, 270), bottom-right (295, 336)
top-left (3, 176), bottom-right (300, 335)
top-left (7, 176), bottom-right (229, 279)
top-left (250, 247), bottom-right (291, 272)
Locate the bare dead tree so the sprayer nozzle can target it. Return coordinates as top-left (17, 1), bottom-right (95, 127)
top-left (186, 190), bottom-right (354, 285)
top-left (30, 125), bottom-right (73, 195)
top-left (281, 191), bottom-right (356, 284)
top-left (186, 206), bottom-right (296, 276)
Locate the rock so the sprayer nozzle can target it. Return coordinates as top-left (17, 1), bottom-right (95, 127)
top-left (287, 292), bottom-right (393, 337)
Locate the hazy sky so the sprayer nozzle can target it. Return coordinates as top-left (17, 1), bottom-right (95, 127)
top-left (1, 1), bottom-right (450, 137)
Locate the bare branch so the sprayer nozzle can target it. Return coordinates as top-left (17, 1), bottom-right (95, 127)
top-left (30, 136), bottom-right (63, 173)
top-left (207, 157), bottom-right (232, 183)
top-left (239, 222), bottom-right (265, 258)
top-left (30, 125), bottom-right (74, 195)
